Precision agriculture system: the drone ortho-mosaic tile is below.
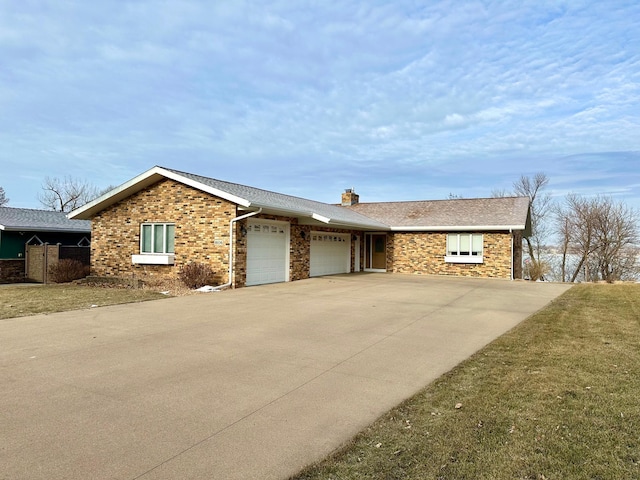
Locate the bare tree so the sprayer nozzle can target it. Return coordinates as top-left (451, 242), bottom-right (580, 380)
top-left (591, 198), bottom-right (639, 282)
top-left (493, 173), bottom-right (552, 280)
top-left (555, 194), bottom-right (639, 282)
top-left (0, 187), bottom-right (8, 207)
top-left (554, 201), bottom-right (573, 282)
top-left (490, 187), bottom-right (509, 198)
top-left (555, 194), bottom-right (597, 282)
top-left (38, 176), bottom-right (101, 212)
top-left (98, 185), bottom-right (118, 197)
top-left (513, 173), bottom-right (552, 268)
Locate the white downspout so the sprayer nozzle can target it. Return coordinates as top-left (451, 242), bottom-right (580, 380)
top-left (213, 208), bottom-right (262, 290)
top-left (510, 228), bottom-right (514, 281)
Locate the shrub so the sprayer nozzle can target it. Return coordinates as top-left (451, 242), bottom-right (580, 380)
top-left (49, 259), bottom-right (89, 283)
top-left (523, 258), bottom-right (551, 281)
top-left (178, 262), bottom-right (215, 289)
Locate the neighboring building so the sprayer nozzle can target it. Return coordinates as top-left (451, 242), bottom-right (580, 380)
top-left (68, 166), bottom-right (530, 288)
top-left (0, 207), bottom-right (91, 283)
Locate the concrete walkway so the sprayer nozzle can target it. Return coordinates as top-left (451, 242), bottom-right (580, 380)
top-left (0, 274), bottom-right (571, 479)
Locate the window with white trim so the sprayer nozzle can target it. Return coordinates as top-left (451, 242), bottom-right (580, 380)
top-left (445, 233), bottom-right (483, 263)
top-left (140, 223), bottom-right (175, 254)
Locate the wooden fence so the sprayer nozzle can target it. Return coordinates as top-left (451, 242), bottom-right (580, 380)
top-left (26, 244), bottom-right (90, 283)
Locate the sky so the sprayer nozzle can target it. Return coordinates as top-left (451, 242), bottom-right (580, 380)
top-left (1, 0), bottom-right (639, 211)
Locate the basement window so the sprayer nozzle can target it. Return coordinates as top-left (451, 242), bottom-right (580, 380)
top-left (445, 233), bottom-right (483, 264)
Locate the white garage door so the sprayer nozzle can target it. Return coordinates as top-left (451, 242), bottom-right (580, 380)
top-left (310, 232), bottom-right (351, 277)
top-left (246, 220), bottom-right (289, 286)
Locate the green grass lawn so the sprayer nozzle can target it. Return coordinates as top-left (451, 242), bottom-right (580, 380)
top-left (0, 284), bottom-right (168, 319)
top-left (291, 284), bottom-right (640, 480)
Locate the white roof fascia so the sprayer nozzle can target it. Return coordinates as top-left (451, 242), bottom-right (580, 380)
top-left (311, 213), bottom-right (331, 224)
top-left (159, 168), bottom-right (251, 207)
top-left (277, 210), bottom-right (387, 229)
top-left (68, 166), bottom-right (167, 219)
top-left (296, 217), bottom-right (386, 230)
top-left (389, 224), bottom-right (526, 231)
top-left (328, 220), bottom-right (390, 230)
top-left (243, 203), bottom-right (305, 215)
top-left (241, 203), bottom-right (313, 220)
top-left (241, 205), bottom-right (387, 230)
top-left (0, 225), bottom-right (4, 230)
top-left (2, 226), bottom-right (90, 233)
top-left (69, 166), bottom-right (252, 219)
top-left (309, 213), bottom-right (387, 230)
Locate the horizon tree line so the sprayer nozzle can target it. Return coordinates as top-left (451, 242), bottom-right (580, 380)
top-left (493, 173), bottom-right (639, 283)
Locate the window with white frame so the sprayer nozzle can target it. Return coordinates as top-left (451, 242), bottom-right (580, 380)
top-left (140, 223), bottom-right (175, 254)
top-left (445, 233), bottom-right (483, 263)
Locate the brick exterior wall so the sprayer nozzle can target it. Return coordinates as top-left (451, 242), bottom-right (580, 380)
top-left (91, 179), bottom-right (237, 284)
top-left (89, 179), bottom-right (519, 286)
top-left (0, 259), bottom-right (25, 283)
top-left (234, 214), bottom-right (360, 287)
top-left (91, 188), bottom-right (362, 287)
top-left (388, 231), bottom-right (514, 279)
top-left (290, 221), bottom-right (310, 282)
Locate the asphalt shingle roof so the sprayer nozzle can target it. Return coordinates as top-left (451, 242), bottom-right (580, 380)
top-left (0, 207), bottom-right (91, 232)
top-left (163, 167), bottom-right (389, 229)
top-left (68, 166), bottom-right (530, 232)
top-left (346, 196), bottom-right (531, 229)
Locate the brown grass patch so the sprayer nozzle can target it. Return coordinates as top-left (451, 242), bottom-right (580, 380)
top-left (0, 284), bottom-right (169, 320)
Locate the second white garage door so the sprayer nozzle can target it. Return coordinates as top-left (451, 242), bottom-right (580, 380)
top-left (310, 232), bottom-right (351, 277)
top-left (246, 220), bottom-right (290, 286)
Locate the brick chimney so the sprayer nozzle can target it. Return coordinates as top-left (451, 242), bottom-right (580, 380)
top-left (341, 188), bottom-right (359, 206)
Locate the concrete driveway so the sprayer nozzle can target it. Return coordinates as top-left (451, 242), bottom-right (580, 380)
top-left (0, 274), bottom-right (571, 479)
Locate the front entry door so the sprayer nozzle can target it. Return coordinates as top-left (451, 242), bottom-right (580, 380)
top-left (365, 234), bottom-right (387, 271)
top-left (372, 234), bottom-right (386, 269)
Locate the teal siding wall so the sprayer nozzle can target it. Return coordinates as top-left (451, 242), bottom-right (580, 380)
top-left (0, 232), bottom-right (25, 259)
top-left (0, 231), bottom-right (90, 259)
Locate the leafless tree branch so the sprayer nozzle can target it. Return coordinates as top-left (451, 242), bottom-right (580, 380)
top-left (555, 194), bottom-right (639, 282)
top-left (0, 187), bottom-right (8, 207)
top-left (38, 176), bottom-right (100, 212)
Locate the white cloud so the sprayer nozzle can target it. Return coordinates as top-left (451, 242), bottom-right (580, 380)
top-left (0, 0), bottom-right (639, 209)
